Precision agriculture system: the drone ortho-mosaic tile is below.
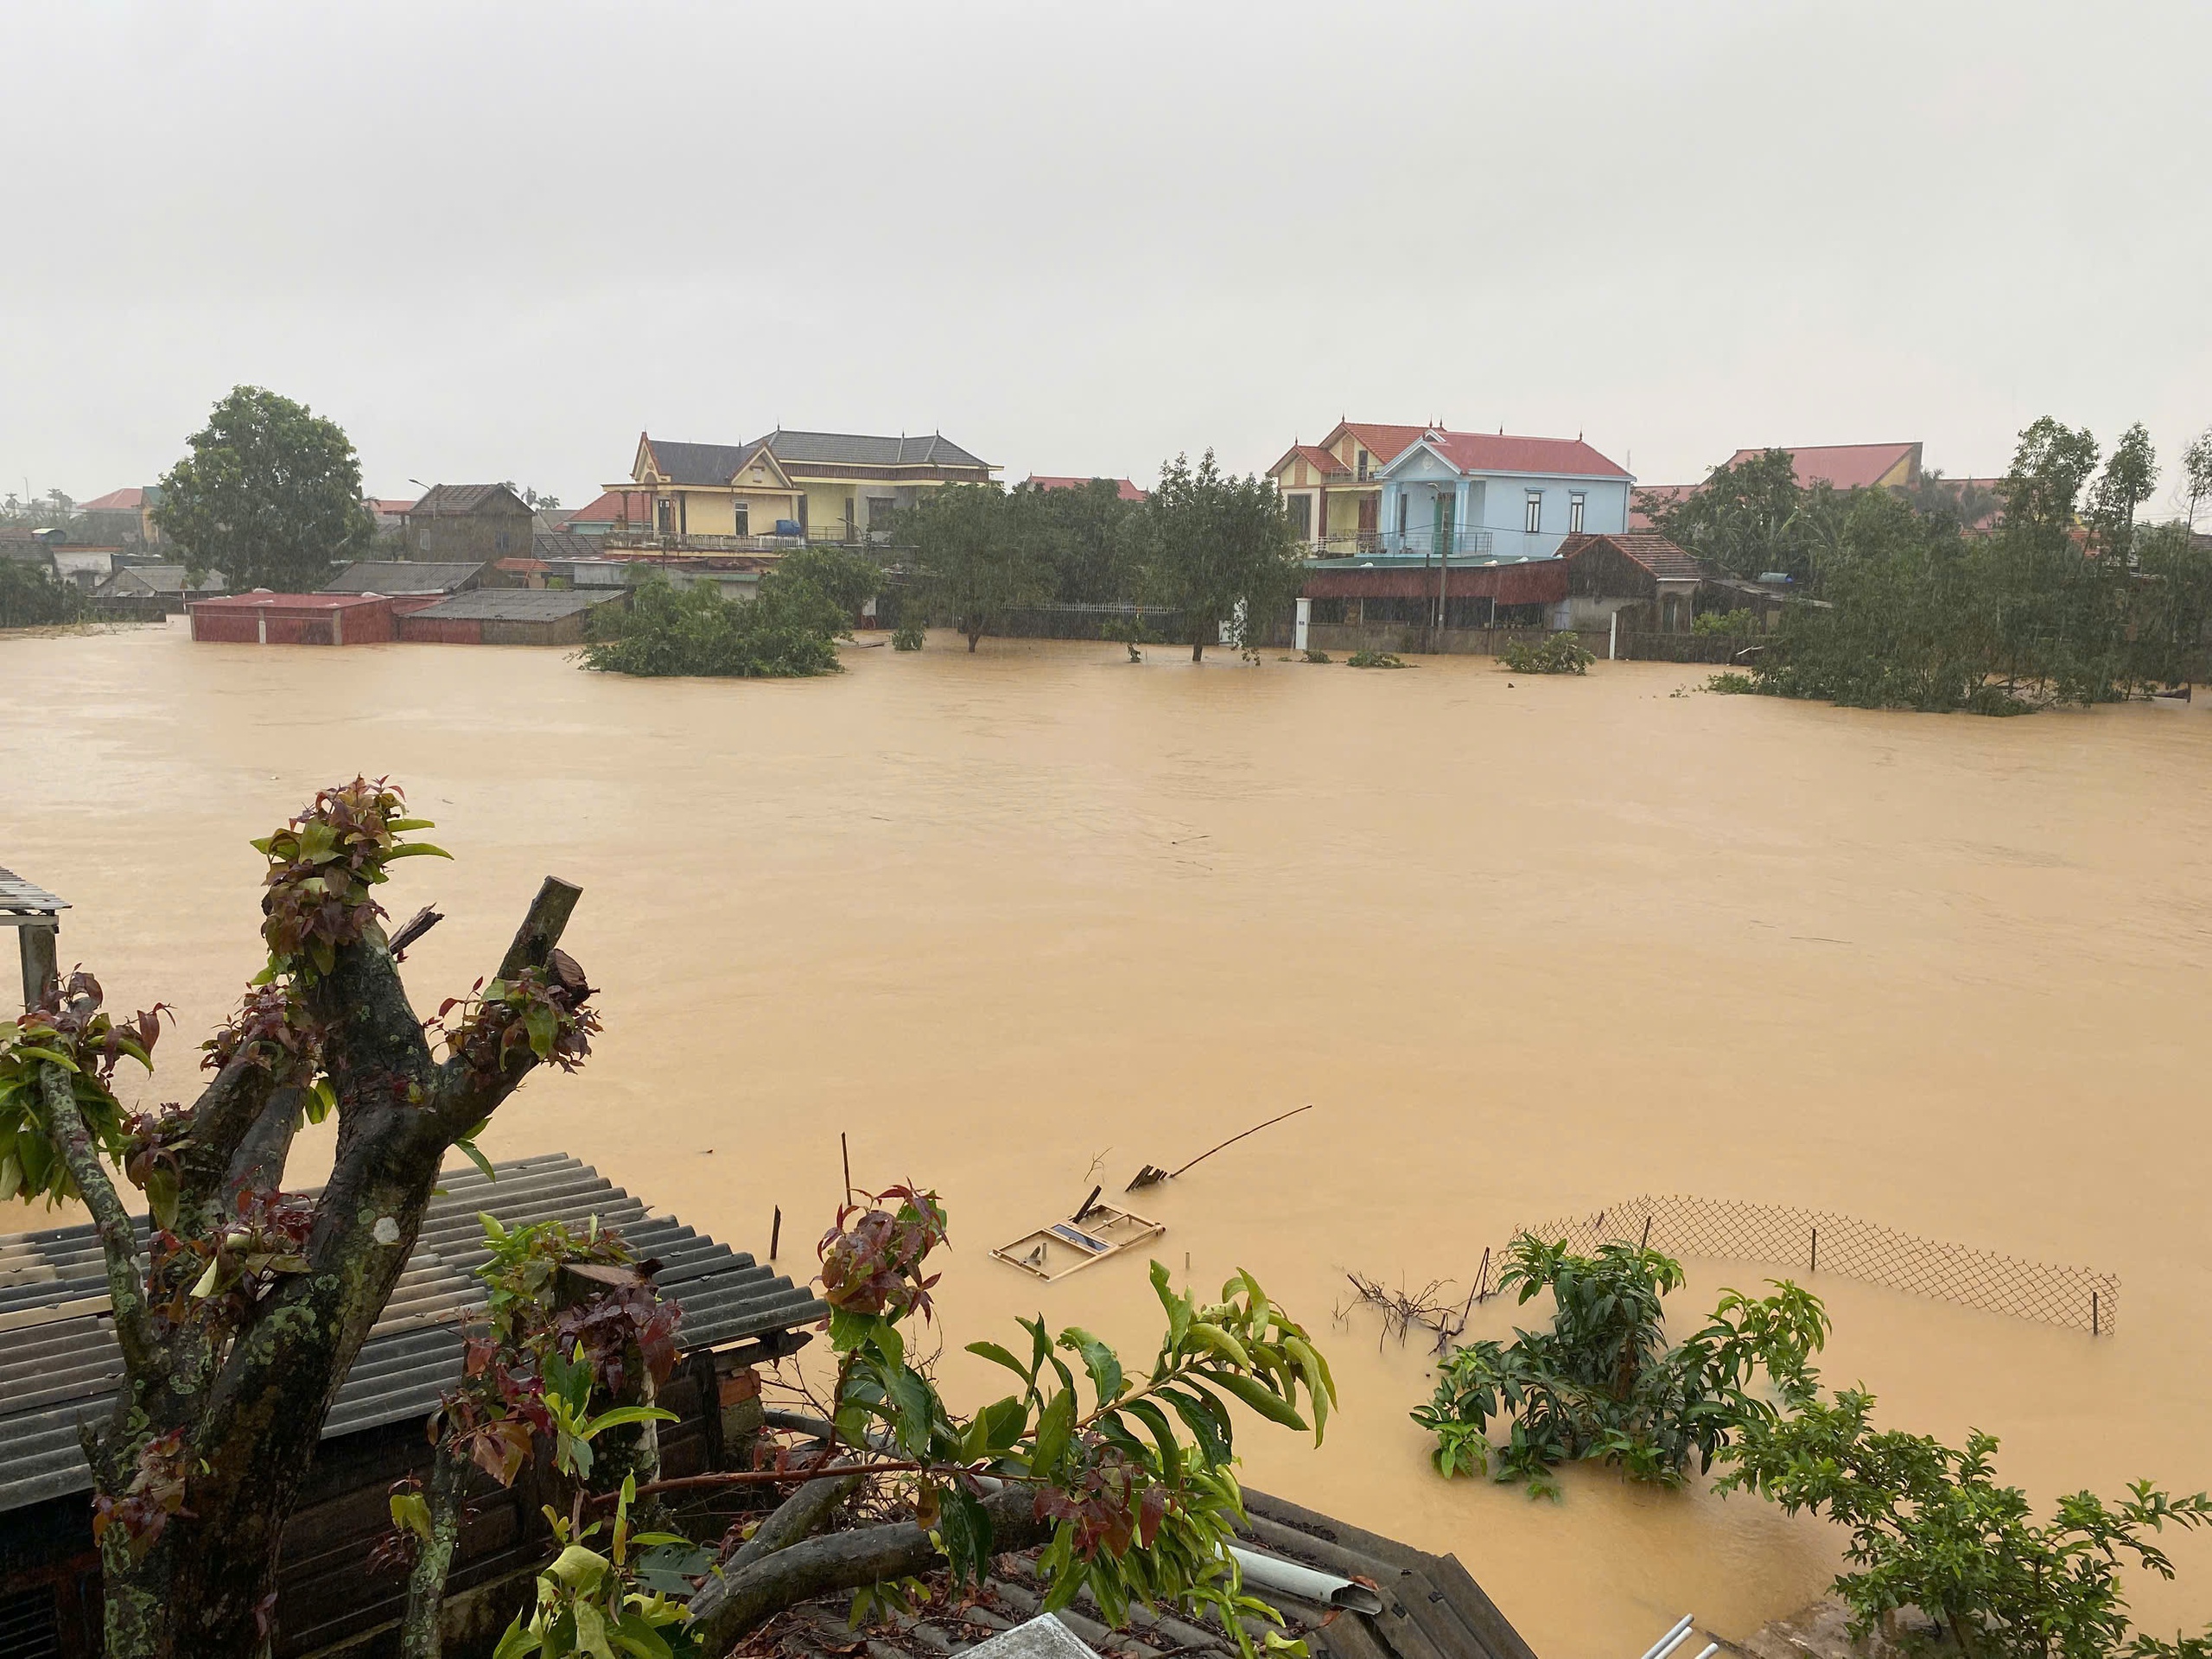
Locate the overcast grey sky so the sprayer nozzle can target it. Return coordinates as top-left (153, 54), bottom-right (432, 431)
top-left (4, 2), bottom-right (2208, 510)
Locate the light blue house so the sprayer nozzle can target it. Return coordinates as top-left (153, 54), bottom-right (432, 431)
top-left (1374, 430), bottom-right (1633, 561)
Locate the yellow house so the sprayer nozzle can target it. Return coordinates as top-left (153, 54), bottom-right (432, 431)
top-left (611, 429), bottom-right (997, 546)
top-left (1267, 421), bottom-right (1431, 550)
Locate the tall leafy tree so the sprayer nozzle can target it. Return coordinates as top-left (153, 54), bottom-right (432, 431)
top-left (1019, 477), bottom-right (1141, 604)
top-left (2086, 422), bottom-right (2158, 560)
top-left (2183, 426), bottom-right (2212, 539)
top-left (1643, 449), bottom-right (1840, 582)
top-left (1134, 452), bottom-right (1303, 662)
top-left (894, 484), bottom-right (1049, 652)
top-left (154, 385), bottom-right (374, 590)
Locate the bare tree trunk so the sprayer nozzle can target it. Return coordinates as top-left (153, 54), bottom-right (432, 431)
top-left (400, 1444), bottom-right (470, 1659)
top-left (1192, 639), bottom-right (1205, 663)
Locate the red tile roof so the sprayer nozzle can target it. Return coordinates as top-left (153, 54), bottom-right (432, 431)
top-left (1560, 531), bottom-right (1707, 582)
top-left (1414, 431), bottom-right (1630, 479)
top-left (1270, 445), bottom-right (1347, 480)
top-left (1728, 442), bottom-right (1920, 491)
top-left (1021, 475), bottom-right (1149, 501)
top-left (569, 489), bottom-right (654, 524)
top-left (1334, 423), bottom-right (1432, 467)
top-left (77, 488), bottom-right (144, 512)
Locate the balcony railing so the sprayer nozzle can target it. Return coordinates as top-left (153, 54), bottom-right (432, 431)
top-left (603, 526), bottom-right (891, 554)
top-left (1307, 529), bottom-right (1496, 559)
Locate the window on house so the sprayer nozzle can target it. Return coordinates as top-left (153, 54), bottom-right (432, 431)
top-left (1524, 491), bottom-right (1543, 535)
top-left (495, 531), bottom-right (511, 553)
top-left (1287, 494), bottom-right (1313, 539)
top-left (734, 502), bottom-right (750, 537)
top-left (1396, 493), bottom-right (1408, 535)
top-left (1357, 449), bottom-right (1370, 481)
top-left (1569, 492), bottom-right (1586, 533)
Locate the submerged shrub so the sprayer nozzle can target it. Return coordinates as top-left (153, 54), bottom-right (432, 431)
top-left (1498, 634), bottom-right (1595, 675)
top-left (1347, 649), bottom-right (1411, 670)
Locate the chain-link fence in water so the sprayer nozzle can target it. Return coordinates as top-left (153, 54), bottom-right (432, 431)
top-left (1469, 1194), bottom-right (2118, 1336)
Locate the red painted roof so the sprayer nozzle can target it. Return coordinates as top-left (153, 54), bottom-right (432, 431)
top-left (1728, 442), bottom-right (1920, 491)
top-left (1022, 476), bottom-right (1149, 501)
top-left (1334, 423), bottom-right (1432, 466)
top-left (78, 488), bottom-right (145, 512)
top-left (188, 592), bottom-right (392, 611)
top-left (1414, 431), bottom-right (1630, 479)
top-left (1276, 446), bottom-right (1347, 479)
top-left (569, 489), bottom-right (654, 524)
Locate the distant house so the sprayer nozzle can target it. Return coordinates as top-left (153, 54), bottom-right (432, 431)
top-left (0, 527), bottom-right (64, 582)
top-left (364, 499), bottom-right (416, 536)
top-left (1558, 531), bottom-right (1712, 632)
top-left (531, 529), bottom-right (601, 564)
top-left (613, 429), bottom-right (997, 547)
top-left (1268, 421), bottom-right (1432, 550)
top-left (1631, 442), bottom-right (1926, 527)
top-left (76, 486), bottom-right (164, 546)
top-left (97, 563), bottom-right (226, 600)
top-left (564, 489), bottom-right (654, 538)
top-left (397, 587), bottom-right (629, 646)
top-left (401, 484), bottom-right (534, 563)
top-left (49, 543), bottom-right (123, 591)
top-left (1376, 430), bottom-right (1633, 562)
top-left (1020, 475), bottom-right (1147, 502)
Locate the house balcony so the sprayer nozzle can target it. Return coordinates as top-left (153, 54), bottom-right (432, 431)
top-left (603, 526), bottom-right (891, 555)
top-left (1370, 529), bottom-right (1497, 559)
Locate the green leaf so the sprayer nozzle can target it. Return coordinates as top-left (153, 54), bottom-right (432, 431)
top-left (547, 1544), bottom-right (610, 1590)
top-left (391, 1491), bottom-right (433, 1540)
top-left (1204, 1369), bottom-right (1308, 1433)
top-left (1123, 1398), bottom-right (1183, 1483)
top-left (493, 1613), bottom-right (543, 1659)
top-left (382, 842), bottom-right (455, 861)
top-left (1058, 1326), bottom-right (1124, 1407)
top-left (573, 1599), bottom-right (616, 1659)
top-left (453, 1135), bottom-right (497, 1183)
top-left (1185, 1322), bottom-right (1254, 1371)
top-left (581, 1405), bottom-right (678, 1438)
top-left (613, 1613), bottom-right (674, 1659)
top-left (14, 1047), bottom-right (79, 1072)
top-left (189, 1255), bottom-right (224, 1299)
top-left (967, 1340), bottom-right (1034, 1387)
top-left (1030, 1387), bottom-right (1076, 1476)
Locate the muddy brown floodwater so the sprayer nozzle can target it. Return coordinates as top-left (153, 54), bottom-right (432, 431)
top-left (8, 622), bottom-right (2212, 1653)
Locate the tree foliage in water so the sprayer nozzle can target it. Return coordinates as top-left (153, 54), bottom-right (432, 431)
top-left (0, 556), bottom-right (91, 627)
top-left (1410, 1235), bottom-right (1828, 1497)
top-left (891, 484), bottom-right (1052, 652)
top-left (1717, 416), bottom-right (2212, 713)
top-left (582, 551), bottom-right (880, 678)
top-left (1498, 634), bottom-right (1596, 674)
top-left (153, 385), bottom-right (376, 590)
top-left (1718, 1388), bottom-right (2212, 1658)
top-left (1133, 452), bottom-right (1304, 662)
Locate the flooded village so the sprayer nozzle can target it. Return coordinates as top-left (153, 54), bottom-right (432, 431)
top-left (5, 6), bottom-right (2212, 1658)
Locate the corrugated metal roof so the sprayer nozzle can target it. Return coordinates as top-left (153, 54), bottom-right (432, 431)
top-left (0, 867), bottom-right (67, 918)
top-left (410, 588), bottom-right (625, 621)
top-left (322, 561), bottom-right (486, 594)
top-left (764, 429), bottom-right (992, 471)
top-left (0, 1154), bottom-right (823, 1512)
top-left (532, 530), bottom-right (601, 563)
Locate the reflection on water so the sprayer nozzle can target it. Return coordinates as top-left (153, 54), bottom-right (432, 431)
top-left (7, 623), bottom-right (2212, 1651)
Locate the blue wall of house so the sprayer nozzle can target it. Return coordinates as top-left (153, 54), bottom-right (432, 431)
top-left (1376, 449), bottom-right (1631, 561)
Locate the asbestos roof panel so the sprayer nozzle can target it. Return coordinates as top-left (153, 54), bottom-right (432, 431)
top-left (410, 588), bottom-right (625, 621)
top-left (322, 561), bottom-right (486, 594)
top-left (0, 867), bottom-right (67, 917)
top-left (0, 1154), bottom-right (823, 1512)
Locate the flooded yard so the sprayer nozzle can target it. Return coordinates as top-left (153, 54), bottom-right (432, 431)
top-left (8, 621), bottom-right (2212, 1653)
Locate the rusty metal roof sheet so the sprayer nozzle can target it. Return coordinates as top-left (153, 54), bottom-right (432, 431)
top-left (0, 1154), bottom-right (823, 1512)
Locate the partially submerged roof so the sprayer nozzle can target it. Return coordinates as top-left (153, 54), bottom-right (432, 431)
top-left (410, 588), bottom-right (625, 621)
top-left (755, 1486), bottom-right (1536, 1659)
top-left (322, 560), bottom-right (486, 594)
top-left (0, 1153), bottom-right (823, 1512)
top-left (1301, 559), bottom-right (1568, 606)
top-left (97, 564), bottom-right (225, 597)
top-left (188, 591), bottom-right (390, 611)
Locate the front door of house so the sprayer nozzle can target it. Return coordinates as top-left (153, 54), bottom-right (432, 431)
top-left (1433, 493), bottom-right (1454, 556)
top-left (1357, 495), bottom-right (1377, 535)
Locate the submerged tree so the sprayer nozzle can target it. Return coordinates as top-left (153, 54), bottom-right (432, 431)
top-left (1411, 1234), bottom-right (1828, 1497)
top-left (0, 779), bottom-right (596, 1656)
top-left (893, 484), bottom-right (1050, 652)
top-left (582, 555), bottom-right (875, 678)
top-left (153, 385), bottom-right (375, 590)
top-left (1133, 452), bottom-right (1303, 663)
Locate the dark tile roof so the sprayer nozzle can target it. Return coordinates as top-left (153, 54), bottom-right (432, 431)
top-left (648, 439), bottom-right (772, 486)
top-left (532, 530), bottom-right (601, 563)
top-left (321, 560), bottom-right (486, 594)
top-left (410, 588), bottom-right (625, 621)
top-left (763, 429), bottom-right (991, 471)
top-left (0, 1154), bottom-right (823, 1513)
top-left (756, 1486), bottom-right (1536, 1659)
top-left (409, 484), bottom-right (530, 517)
top-left (98, 564), bottom-right (226, 597)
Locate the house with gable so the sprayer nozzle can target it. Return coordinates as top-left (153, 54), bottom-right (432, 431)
top-left (1267, 421), bottom-right (1430, 550)
top-left (610, 429), bottom-right (997, 548)
top-left (1375, 429), bottom-right (1633, 562)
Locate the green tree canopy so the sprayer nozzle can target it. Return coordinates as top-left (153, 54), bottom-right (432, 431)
top-left (1640, 448), bottom-right (1840, 582)
top-left (153, 385), bottom-right (374, 590)
top-left (1019, 477), bottom-right (1141, 604)
top-left (894, 484), bottom-right (1050, 652)
top-left (1133, 452), bottom-right (1302, 662)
